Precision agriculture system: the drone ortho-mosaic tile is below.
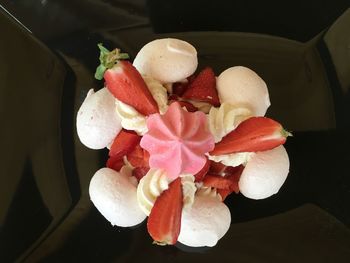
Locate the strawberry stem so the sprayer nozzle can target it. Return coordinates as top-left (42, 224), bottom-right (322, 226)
top-left (281, 128), bottom-right (293, 138)
top-left (94, 43), bottom-right (129, 80)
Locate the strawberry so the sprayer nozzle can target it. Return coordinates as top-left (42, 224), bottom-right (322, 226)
top-left (172, 75), bottom-right (195, 96)
top-left (132, 167), bottom-right (150, 182)
top-left (172, 82), bottom-right (189, 97)
top-left (210, 117), bottom-right (292, 155)
top-left (203, 175), bottom-right (233, 189)
top-left (194, 157), bottom-right (210, 182)
top-left (106, 156), bottom-right (124, 171)
top-left (109, 129), bottom-right (141, 159)
top-left (127, 144), bottom-right (150, 168)
top-left (169, 100), bottom-right (198, 112)
top-left (147, 177), bottom-right (183, 245)
top-left (95, 44), bottom-right (159, 116)
top-left (203, 165), bottom-right (244, 199)
top-left (182, 67), bottom-right (220, 106)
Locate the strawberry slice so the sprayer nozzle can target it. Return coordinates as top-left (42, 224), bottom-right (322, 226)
top-left (132, 167), bottom-right (150, 182)
top-left (94, 44), bottom-right (159, 116)
top-left (210, 117), bottom-right (292, 155)
top-left (194, 157), bottom-right (210, 182)
top-left (147, 177), bottom-right (183, 245)
top-left (182, 67), bottom-right (220, 107)
top-left (109, 129), bottom-right (141, 159)
top-left (203, 165), bottom-right (244, 200)
top-left (169, 100), bottom-right (198, 112)
top-left (127, 144), bottom-right (150, 168)
top-left (106, 156), bottom-right (124, 171)
top-left (172, 75), bottom-right (195, 96)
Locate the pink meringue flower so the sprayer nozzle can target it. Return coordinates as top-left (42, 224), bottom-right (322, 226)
top-left (140, 102), bottom-right (215, 179)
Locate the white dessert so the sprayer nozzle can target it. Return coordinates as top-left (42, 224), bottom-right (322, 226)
top-left (133, 38), bottom-right (198, 83)
top-left (89, 168), bottom-right (146, 227)
top-left (115, 99), bottom-right (148, 135)
top-left (216, 66), bottom-right (271, 116)
top-left (239, 145), bottom-right (290, 199)
top-left (178, 195), bottom-right (231, 247)
top-left (76, 88), bottom-right (122, 149)
top-left (208, 102), bottom-right (252, 143)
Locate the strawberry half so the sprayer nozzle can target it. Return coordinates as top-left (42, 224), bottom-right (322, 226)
top-left (106, 156), bottom-right (124, 172)
top-left (127, 144), bottom-right (150, 168)
top-left (132, 167), bottom-right (150, 182)
top-left (203, 165), bottom-right (244, 200)
top-left (147, 177), bottom-right (183, 245)
top-left (95, 44), bottom-right (159, 116)
top-left (210, 117), bottom-right (291, 155)
top-left (182, 67), bottom-right (220, 107)
top-left (194, 157), bottom-right (210, 182)
top-left (109, 129), bottom-right (141, 159)
top-left (169, 100), bottom-right (198, 113)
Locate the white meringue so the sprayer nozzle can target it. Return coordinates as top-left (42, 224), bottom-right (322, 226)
top-left (216, 66), bottom-right (270, 116)
top-left (76, 88), bottom-right (122, 149)
top-left (133, 38), bottom-right (198, 83)
top-left (89, 168), bottom-right (146, 227)
top-left (178, 195), bottom-right (231, 247)
top-left (239, 145), bottom-right (290, 200)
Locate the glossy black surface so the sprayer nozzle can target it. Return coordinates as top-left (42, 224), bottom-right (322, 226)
top-left (0, 1), bottom-right (350, 262)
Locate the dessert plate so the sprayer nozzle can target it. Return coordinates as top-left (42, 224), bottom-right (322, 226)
top-left (0, 1), bottom-right (349, 262)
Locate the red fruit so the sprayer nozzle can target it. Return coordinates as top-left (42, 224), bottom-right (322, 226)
top-left (203, 175), bottom-right (233, 189)
top-left (169, 100), bottom-right (198, 112)
top-left (203, 165), bottom-right (244, 199)
top-left (147, 177), bottom-right (183, 245)
top-left (105, 61), bottom-right (159, 115)
top-left (209, 161), bottom-right (227, 175)
top-left (211, 117), bottom-right (291, 155)
top-left (106, 156), bottom-right (124, 171)
top-left (109, 129), bottom-right (141, 159)
top-left (182, 67), bottom-right (220, 106)
top-left (127, 144), bottom-right (150, 168)
top-left (173, 82), bottom-right (189, 97)
top-left (194, 158), bottom-right (210, 182)
top-left (132, 167), bottom-right (150, 181)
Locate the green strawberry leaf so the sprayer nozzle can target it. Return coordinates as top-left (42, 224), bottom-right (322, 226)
top-left (94, 43), bottom-right (129, 80)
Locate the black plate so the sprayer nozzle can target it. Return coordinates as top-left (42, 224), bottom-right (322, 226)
top-left (1, 1), bottom-right (350, 262)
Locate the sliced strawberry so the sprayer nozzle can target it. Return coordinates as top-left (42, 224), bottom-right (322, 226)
top-left (169, 100), bottom-right (198, 112)
top-left (147, 177), bottom-right (183, 245)
top-left (209, 161), bottom-right (227, 175)
top-left (194, 157), bottom-right (210, 182)
top-left (203, 174), bottom-right (233, 189)
top-left (132, 167), bottom-right (150, 182)
top-left (172, 82), bottom-right (189, 97)
top-left (210, 117), bottom-right (292, 155)
top-left (127, 144), bottom-right (150, 168)
top-left (105, 60), bottom-right (159, 115)
top-left (204, 165), bottom-right (244, 199)
top-left (182, 67), bottom-right (220, 106)
top-left (172, 75), bottom-right (196, 96)
top-left (106, 156), bottom-right (124, 172)
top-left (109, 129), bottom-right (141, 159)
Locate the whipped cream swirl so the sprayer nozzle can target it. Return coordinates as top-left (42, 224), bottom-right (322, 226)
top-left (208, 102), bottom-right (252, 143)
top-left (115, 100), bottom-right (148, 135)
top-left (208, 152), bottom-right (253, 167)
top-left (181, 174), bottom-right (197, 209)
top-left (137, 169), bottom-right (170, 216)
top-left (143, 76), bottom-right (169, 114)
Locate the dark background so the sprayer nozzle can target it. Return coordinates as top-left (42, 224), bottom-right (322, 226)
top-left (0, 0), bottom-right (350, 262)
